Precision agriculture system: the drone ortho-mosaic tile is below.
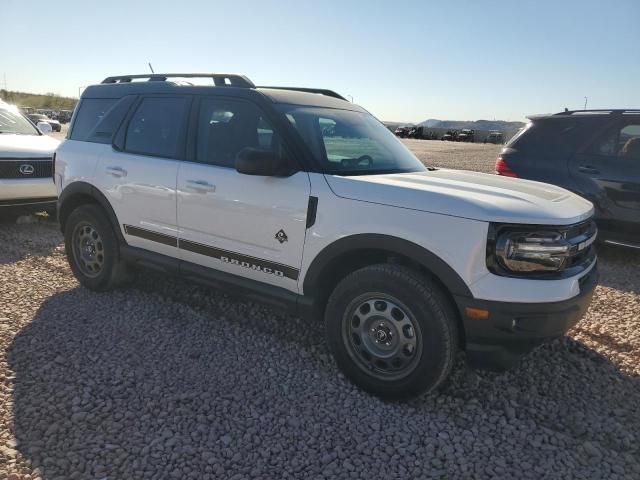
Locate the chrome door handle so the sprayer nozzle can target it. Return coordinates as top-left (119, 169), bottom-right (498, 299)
top-left (578, 165), bottom-right (600, 175)
top-left (106, 166), bottom-right (127, 177)
top-left (185, 179), bottom-right (216, 193)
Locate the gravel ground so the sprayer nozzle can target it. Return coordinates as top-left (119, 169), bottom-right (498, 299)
top-left (0, 145), bottom-right (639, 479)
top-left (401, 139), bottom-right (501, 173)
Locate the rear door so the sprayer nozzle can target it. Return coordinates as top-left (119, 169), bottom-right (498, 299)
top-left (94, 95), bottom-right (191, 257)
top-left (569, 118), bottom-right (640, 243)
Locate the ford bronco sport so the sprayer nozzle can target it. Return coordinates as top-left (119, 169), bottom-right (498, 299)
top-left (55, 73), bottom-right (598, 398)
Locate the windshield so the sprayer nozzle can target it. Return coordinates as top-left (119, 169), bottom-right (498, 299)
top-left (279, 106), bottom-right (427, 175)
top-left (0, 106), bottom-right (40, 135)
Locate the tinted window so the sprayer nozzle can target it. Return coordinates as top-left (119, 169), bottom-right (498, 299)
top-left (196, 98), bottom-right (283, 167)
top-left (125, 97), bottom-right (189, 158)
top-left (83, 96), bottom-right (137, 144)
top-left (510, 118), bottom-right (602, 158)
top-left (70, 99), bottom-right (117, 141)
top-left (589, 123), bottom-right (640, 160)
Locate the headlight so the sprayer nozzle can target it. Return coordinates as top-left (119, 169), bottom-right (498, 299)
top-left (487, 222), bottom-right (597, 278)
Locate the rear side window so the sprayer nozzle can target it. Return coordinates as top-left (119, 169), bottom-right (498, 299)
top-left (509, 119), bottom-right (598, 156)
top-left (124, 97), bottom-right (189, 158)
top-left (84, 96), bottom-right (137, 144)
top-left (589, 123), bottom-right (640, 160)
top-left (70, 99), bottom-right (117, 141)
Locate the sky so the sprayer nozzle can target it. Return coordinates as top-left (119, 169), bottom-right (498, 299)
top-left (3, 0), bottom-right (639, 122)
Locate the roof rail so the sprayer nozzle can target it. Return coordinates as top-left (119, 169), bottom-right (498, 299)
top-left (554, 109), bottom-right (640, 115)
top-left (256, 86), bottom-right (347, 101)
top-left (101, 73), bottom-right (255, 88)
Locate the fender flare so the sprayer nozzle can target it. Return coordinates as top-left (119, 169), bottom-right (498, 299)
top-left (57, 181), bottom-right (125, 243)
top-left (303, 234), bottom-right (473, 298)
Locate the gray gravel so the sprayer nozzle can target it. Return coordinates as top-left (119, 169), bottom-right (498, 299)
top-left (0, 144), bottom-right (639, 479)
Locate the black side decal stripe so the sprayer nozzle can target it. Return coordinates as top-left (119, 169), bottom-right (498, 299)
top-left (123, 224), bottom-right (299, 280)
top-left (123, 225), bottom-right (178, 247)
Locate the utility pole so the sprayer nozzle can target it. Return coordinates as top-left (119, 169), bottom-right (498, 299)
top-left (584, 96), bottom-right (588, 110)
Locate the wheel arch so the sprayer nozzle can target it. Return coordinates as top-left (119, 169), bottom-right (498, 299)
top-left (57, 181), bottom-right (125, 243)
top-left (303, 234), bottom-right (471, 346)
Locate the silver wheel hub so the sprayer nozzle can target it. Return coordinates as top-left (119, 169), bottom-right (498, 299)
top-left (343, 295), bottom-right (422, 380)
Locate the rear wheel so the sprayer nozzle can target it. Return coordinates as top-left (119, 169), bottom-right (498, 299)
top-left (64, 204), bottom-right (130, 291)
top-left (325, 264), bottom-right (458, 399)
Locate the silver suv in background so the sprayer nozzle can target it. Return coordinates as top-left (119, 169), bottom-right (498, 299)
top-left (0, 101), bottom-right (59, 219)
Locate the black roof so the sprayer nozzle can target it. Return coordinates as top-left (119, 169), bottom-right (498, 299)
top-left (81, 73), bottom-right (364, 112)
top-left (528, 109), bottom-right (640, 120)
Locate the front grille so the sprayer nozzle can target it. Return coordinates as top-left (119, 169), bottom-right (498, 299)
top-left (0, 158), bottom-right (53, 179)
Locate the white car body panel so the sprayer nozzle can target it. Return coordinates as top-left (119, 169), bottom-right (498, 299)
top-left (94, 150), bottom-right (180, 258)
top-left (324, 169), bottom-right (594, 226)
top-left (177, 162), bottom-right (311, 292)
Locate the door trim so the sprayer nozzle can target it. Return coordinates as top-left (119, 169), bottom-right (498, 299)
top-left (123, 224), bottom-right (300, 280)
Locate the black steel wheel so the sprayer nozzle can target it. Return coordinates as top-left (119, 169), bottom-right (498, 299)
top-left (326, 264), bottom-right (458, 399)
top-left (64, 204), bottom-right (131, 291)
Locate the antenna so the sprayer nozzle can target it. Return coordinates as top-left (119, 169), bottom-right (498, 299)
top-left (148, 63), bottom-right (155, 74)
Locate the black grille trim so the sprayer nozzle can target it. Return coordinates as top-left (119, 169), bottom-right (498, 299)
top-left (0, 158), bottom-right (53, 179)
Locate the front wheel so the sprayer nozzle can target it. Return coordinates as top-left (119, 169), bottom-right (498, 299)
top-left (325, 264), bottom-right (458, 399)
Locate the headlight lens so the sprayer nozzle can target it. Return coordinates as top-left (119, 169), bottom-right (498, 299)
top-left (487, 221), bottom-right (597, 278)
top-left (498, 230), bottom-right (570, 272)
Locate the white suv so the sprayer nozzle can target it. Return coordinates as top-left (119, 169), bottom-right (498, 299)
top-left (55, 74), bottom-right (598, 398)
top-left (0, 101), bottom-right (59, 219)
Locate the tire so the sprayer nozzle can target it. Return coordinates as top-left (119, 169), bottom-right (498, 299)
top-left (325, 264), bottom-right (458, 399)
top-left (64, 204), bottom-right (130, 291)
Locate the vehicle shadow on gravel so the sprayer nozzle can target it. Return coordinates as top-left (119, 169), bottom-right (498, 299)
top-left (0, 219), bottom-right (62, 266)
top-left (7, 274), bottom-right (640, 479)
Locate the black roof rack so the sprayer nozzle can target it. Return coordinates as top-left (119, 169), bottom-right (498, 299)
top-left (101, 73), bottom-right (255, 88)
top-left (554, 109), bottom-right (640, 115)
top-left (256, 86), bottom-right (347, 101)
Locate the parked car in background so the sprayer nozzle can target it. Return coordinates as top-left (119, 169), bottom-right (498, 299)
top-left (441, 130), bottom-right (456, 141)
top-left (484, 130), bottom-right (504, 144)
top-left (457, 129), bottom-right (475, 143)
top-left (0, 101), bottom-right (59, 219)
top-left (28, 113), bottom-right (62, 132)
top-left (394, 126), bottom-right (410, 138)
top-left (496, 109), bottom-right (640, 248)
top-left (408, 126), bottom-right (426, 139)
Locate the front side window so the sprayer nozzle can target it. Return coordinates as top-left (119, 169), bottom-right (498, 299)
top-left (0, 106), bottom-right (40, 135)
top-left (589, 123), bottom-right (640, 160)
top-left (279, 106), bottom-right (426, 175)
top-left (125, 97), bottom-right (189, 158)
top-left (196, 98), bottom-right (283, 167)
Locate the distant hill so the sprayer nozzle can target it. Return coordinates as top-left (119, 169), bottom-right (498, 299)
top-left (0, 89), bottom-right (77, 110)
top-left (418, 118), bottom-right (525, 131)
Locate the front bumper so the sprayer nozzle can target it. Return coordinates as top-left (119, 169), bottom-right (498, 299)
top-left (454, 263), bottom-right (598, 371)
top-left (0, 197), bottom-right (57, 216)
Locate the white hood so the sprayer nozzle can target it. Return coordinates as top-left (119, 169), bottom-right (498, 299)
top-left (0, 134), bottom-right (60, 158)
top-left (325, 169), bottom-right (594, 225)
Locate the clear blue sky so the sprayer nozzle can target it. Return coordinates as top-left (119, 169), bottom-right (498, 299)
top-left (3, 0), bottom-right (639, 122)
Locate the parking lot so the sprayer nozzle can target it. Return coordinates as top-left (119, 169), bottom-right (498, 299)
top-left (0, 140), bottom-right (638, 479)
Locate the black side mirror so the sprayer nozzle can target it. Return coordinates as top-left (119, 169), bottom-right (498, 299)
top-left (235, 147), bottom-right (293, 177)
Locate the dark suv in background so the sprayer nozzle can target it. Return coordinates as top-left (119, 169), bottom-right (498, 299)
top-left (496, 109), bottom-right (640, 248)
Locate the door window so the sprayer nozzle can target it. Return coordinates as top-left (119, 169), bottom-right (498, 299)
top-left (125, 97), bottom-right (189, 158)
top-left (196, 98), bottom-right (283, 167)
top-left (589, 123), bottom-right (640, 160)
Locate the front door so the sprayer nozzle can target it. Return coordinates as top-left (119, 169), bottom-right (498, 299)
top-left (177, 96), bottom-right (311, 292)
top-left (94, 95), bottom-right (191, 257)
top-left (570, 119), bottom-right (640, 244)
